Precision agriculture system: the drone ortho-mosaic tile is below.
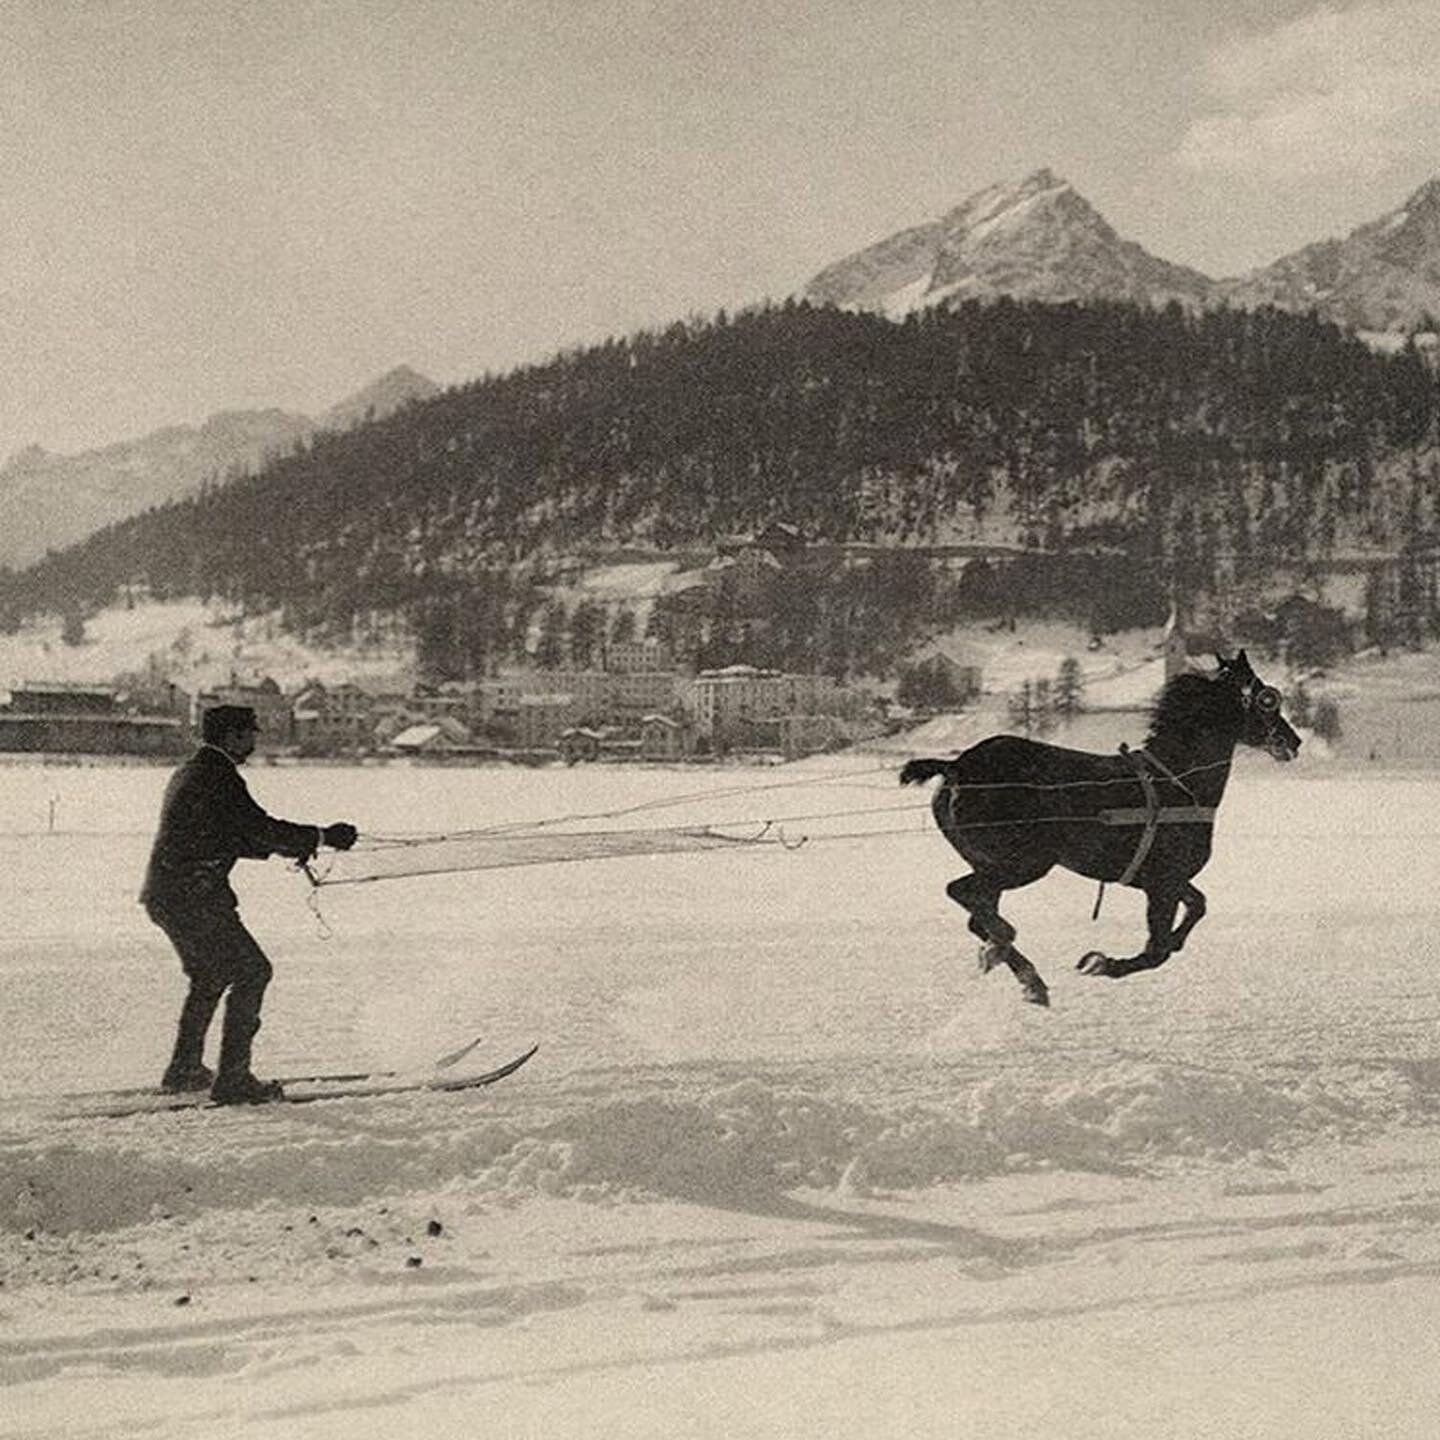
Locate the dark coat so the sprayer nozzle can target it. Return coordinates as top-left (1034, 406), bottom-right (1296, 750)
top-left (140, 745), bottom-right (319, 908)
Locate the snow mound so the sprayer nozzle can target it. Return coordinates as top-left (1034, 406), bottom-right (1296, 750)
top-left (4, 1056), bottom-right (1400, 1237)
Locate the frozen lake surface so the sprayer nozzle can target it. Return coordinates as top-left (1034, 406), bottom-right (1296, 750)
top-left (4, 753), bottom-right (1440, 1437)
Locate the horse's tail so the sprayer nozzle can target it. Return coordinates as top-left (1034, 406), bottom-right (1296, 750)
top-left (899, 756), bottom-right (960, 788)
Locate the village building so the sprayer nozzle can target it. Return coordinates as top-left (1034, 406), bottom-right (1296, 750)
top-left (686, 665), bottom-right (838, 748)
top-left (557, 726), bottom-right (605, 764)
top-left (505, 668), bottom-right (679, 726)
top-left (117, 678), bottom-right (192, 723)
top-left (472, 674), bottom-right (530, 727)
top-left (714, 522), bottom-right (804, 561)
top-left (386, 716), bottom-right (472, 755)
top-left (408, 683), bottom-right (471, 723)
top-left (357, 683), bottom-right (414, 736)
top-left (602, 636), bottom-right (672, 673)
top-left (600, 670), bottom-right (680, 717)
top-left (515, 692), bottom-right (577, 749)
top-left (290, 680), bottom-right (375, 753)
top-left (197, 676), bottom-right (293, 750)
top-left (530, 670), bottom-right (613, 721)
top-left (639, 712), bottom-right (694, 761)
top-left (0, 681), bottom-right (186, 756)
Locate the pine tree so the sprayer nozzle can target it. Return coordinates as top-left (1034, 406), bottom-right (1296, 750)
top-left (534, 604), bottom-right (567, 669)
top-left (1007, 681), bottom-right (1036, 736)
top-left (1055, 656), bottom-right (1084, 717)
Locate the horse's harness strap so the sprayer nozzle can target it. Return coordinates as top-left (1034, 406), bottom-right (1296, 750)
top-left (1099, 807), bottom-right (1219, 826)
top-left (1102, 745), bottom-right (1216, 889)
top-left (1114, 747), bottom-right (1159, 886)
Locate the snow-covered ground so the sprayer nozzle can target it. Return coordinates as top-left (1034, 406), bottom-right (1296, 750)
top-left (4, 751), bottom-right (1440, 1438)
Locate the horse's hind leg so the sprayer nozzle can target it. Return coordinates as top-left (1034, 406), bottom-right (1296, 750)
top-left (945, 874), bottom-right (1014, 947)
top-left (945, 873), bottom-right (1050, 1007)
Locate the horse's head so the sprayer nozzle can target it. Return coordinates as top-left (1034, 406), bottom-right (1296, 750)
top-left (1214, 650), bottom-right (1301, 762)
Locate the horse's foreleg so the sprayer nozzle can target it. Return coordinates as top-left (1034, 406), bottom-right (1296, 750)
top-left (945, 874), bottom-right (1050, 1007)
top-left (1168, 882), bottom-right (1207, 953)
top-left (1078, 886), bottom-right (1188, 979)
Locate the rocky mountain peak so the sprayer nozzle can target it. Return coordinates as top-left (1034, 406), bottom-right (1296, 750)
top-left (1221, 172), bottom-right (1440, 329)
top-left (803, 169), bottom-right (1209, 318)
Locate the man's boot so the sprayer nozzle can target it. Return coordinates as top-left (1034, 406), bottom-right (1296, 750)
top-left (210, 1071), bottom-right (285, 1105)
top-left (162, 1062), bottom-right (215, 1093)
top-left (211, 977), bottom-right (283, 1104)
top-left (161, 984), bottom-right (221, 1091)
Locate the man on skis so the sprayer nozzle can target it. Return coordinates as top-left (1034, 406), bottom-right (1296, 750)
top-left (141, 704), bottom-right (358, 1105)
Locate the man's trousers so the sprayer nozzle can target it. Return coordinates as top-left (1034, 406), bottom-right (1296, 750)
top-left (145, 897), bottom-right (274, 1079)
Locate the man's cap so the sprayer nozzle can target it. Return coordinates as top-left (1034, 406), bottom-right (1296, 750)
top-left (202, 704), bottom-right (260, 742)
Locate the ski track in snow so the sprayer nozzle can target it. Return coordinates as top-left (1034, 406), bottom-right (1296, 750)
top-left (3, 758), bottom-right (1440, 1437)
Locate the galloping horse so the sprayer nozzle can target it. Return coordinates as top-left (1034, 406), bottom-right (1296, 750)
top-left (900, 651), bottom-right (1300, 1006)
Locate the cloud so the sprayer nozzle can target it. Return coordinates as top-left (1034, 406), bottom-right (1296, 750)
top-left (1176, 2), bottom-right (1440, 179)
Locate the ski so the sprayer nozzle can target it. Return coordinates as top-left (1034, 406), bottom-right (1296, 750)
top-left (63, 1033), bottom-right (488, 1101)
top-left (63, 1045), bottom-right (538, 1120)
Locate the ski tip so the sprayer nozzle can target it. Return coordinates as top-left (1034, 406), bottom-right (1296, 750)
top-left (431, 1042), bottom-right (538, 1091)
top-left (433, 1032), bottom-right (486, 1070)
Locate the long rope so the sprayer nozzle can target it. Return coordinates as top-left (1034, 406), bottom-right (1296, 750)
top-left (442, 761), bottom-right (902, 837)
top-left (353, 756), bottom-right (1234, 854)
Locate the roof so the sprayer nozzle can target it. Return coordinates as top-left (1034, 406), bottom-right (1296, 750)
top-left (696, 664), bottom-right (774, 680)
top-left (14, 681), bottom-right (115, 696)
top-left (390, 723), bottom-right (443, 749)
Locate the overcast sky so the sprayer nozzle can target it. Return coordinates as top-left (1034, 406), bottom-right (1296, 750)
top-left (4, 0), bottom-right (1439, 462)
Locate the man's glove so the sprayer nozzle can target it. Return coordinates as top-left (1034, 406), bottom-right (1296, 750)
top-left (322, 822), bottom-right (358, 850)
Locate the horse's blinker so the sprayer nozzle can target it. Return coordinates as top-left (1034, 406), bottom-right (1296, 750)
top-left (1249, 684), bottom-right (1281, 715)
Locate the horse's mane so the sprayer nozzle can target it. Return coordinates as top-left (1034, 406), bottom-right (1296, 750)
top-left (1145, 669), bottom-right (1241, 745)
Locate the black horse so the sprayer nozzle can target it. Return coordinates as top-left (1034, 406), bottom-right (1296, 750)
top-left (900, 651), bottom-right (1300, 1006)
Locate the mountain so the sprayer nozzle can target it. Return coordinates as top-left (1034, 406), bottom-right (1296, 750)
top-left (320, 365), bottom-right (441, 432)
top-left (803, 169), bottom-right (1214, 318)
top-left (1220, 177), bottom-right (1440, 332)
top-left (13, 300), bottom-right (1431, 635)
top-left (804, 169), bottom-right (1440, 336)
top-left (0, 367), bottom-right (439, 570)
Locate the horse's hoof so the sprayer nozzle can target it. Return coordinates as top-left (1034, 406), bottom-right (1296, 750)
top-left (1076, 951), bottom-right (1111, 977)
top-left (978, 942), bottom-right (1006, 974)
top-left (1022, 983), bottom-right (1050, 1008)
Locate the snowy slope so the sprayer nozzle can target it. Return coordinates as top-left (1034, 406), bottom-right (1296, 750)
top-left (0, 600), bottom-right (413, 696)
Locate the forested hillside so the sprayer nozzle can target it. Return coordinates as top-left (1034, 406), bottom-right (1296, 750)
top-left (4, 298), bottom-right (1437, 678)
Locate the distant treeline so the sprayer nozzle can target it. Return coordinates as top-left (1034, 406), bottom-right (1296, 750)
top-left (3, 297), bottom-right (1438, 677)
